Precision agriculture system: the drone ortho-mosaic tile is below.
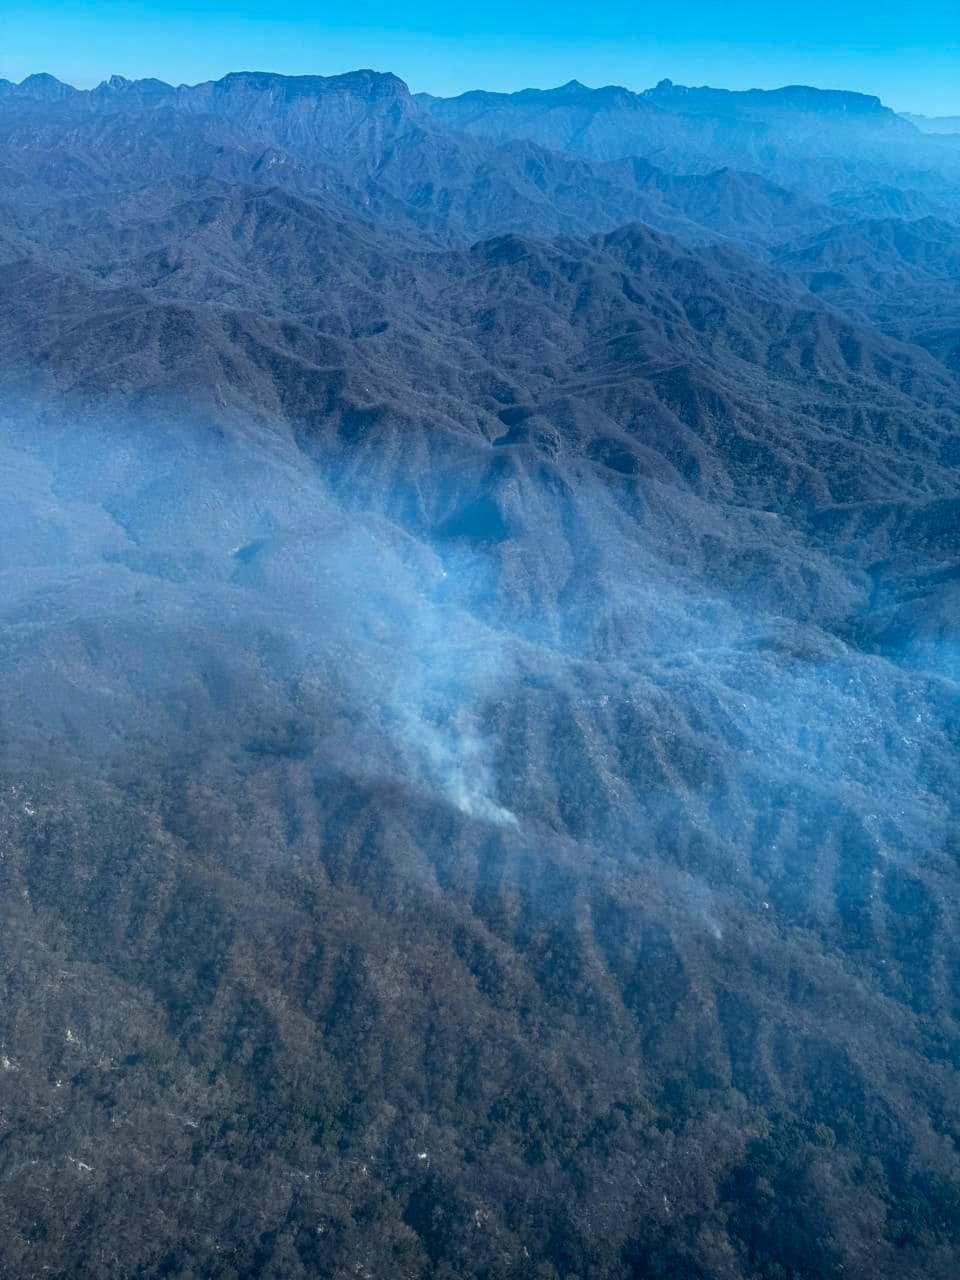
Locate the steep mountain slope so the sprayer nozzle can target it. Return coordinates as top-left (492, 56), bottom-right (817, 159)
top-left (419, 78), bottom-right (954, 197)
top-left (775, 216), bottom-right (960, 370)
top-left (828, 185), bottom-right (960, 222)
top-left (0, 71), bottom-right (845, 249)
top-left (415, 79), bottom-right (690, 162)
top-left (4, 184), bottom-right (958, 513)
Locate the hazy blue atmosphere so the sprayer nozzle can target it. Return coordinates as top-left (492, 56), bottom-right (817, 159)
top-left (3, 0), bottom-right (960, 112)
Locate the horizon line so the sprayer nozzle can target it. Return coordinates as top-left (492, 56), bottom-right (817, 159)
top-left (1, 67), bottom-right (930, 112)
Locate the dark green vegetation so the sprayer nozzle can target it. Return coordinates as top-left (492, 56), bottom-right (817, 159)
top-left (0, 68), bottom-right (959, 1279)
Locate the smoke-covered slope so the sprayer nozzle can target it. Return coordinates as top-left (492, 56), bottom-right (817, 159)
top-left (2, 386), bottom-right (959, 1280)
top-left (2, 69), bottom-right (960, 1280)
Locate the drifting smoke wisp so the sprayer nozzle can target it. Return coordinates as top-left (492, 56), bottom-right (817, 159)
top-left (0, 407), bottom-right (528, 827)
top-left (395, 695), bottom-right (518, 826)
top-left (0, 404), bottom-right (956, 920)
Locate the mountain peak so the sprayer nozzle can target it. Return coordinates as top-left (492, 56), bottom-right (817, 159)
top-left (643, 78), bottom-right (896, 119)
top-left (206, 69), bottom-right (411, 103)
top-left (14, 72), bottom-right (77, 101)
top-left (93, 74), bottom-right (175, 97)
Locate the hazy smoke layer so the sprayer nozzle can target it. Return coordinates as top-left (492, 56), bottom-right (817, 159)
top-left (0, 405), bottom-right (956, 904)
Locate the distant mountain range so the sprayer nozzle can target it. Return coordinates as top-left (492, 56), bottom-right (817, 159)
top-left (903, 112), bottom-right (960, 135)
top-left (417, 75), bottom-right (935, 191)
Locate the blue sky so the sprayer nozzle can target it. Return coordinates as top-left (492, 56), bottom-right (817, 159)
top-left (3, 1), bottom-right (959, 115)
